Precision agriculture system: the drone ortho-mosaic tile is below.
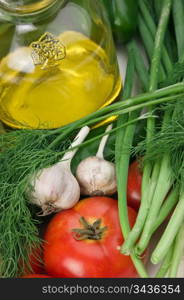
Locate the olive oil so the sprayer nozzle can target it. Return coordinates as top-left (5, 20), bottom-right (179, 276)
top-left (0, 31), bottom-right (121, 129)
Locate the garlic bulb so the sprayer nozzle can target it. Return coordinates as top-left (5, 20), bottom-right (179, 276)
top-left (29, 126), bottom-right (90, 215)
top-left (76, 124), bottom-right (117, 196)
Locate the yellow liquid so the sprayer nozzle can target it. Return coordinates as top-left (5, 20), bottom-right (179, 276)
top-left (0, 31), bottom-right (121, 129)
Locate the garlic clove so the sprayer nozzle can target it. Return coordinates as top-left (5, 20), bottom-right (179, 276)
top-left (28, 126), bottom-right (90, 215)
top-left (76, 156), bottom-right (117, 196)
top-left (30, 163), bottom-right (80, 215)
top-left (52, 165), bottom-right (80, 210)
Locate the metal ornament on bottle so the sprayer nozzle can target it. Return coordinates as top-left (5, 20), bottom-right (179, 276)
top-left (30, 32), bottom-right (66, 70)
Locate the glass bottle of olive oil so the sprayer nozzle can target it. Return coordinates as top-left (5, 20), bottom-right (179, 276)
top-left (0, 0), bottom-right (121, 129)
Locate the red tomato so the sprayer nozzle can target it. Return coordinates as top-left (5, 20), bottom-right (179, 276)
top-left (21, 274), bottom-right (51, 278)
top-left (127, 160), bottom-right (142, 210)
top-left (43, 196), bottom-right (138, 278)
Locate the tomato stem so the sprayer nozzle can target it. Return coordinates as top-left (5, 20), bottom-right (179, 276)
top-left (72, 217), bottom-right (108, 241)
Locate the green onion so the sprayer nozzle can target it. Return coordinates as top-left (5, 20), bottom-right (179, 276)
top-left (168, 223), bottom-right (184, 277)
top-left (115, 43), bottom-right (148, 278)
top-left (139, 0), bottom-right (172, 74)
top-left (155, 244), bottom-right (174, 277)
top-left (130, 40), bottom-right (149, 91)
top-left (121, 0), bottom-right (172, 256)
top-left (151, 193), bottom-right (184, 264)
top-left (138, 15), bottom-right (166, 81)
top-left (151, 187), bottom-right (178, 234)
top-left (172, 0), bottom-right (184, 61)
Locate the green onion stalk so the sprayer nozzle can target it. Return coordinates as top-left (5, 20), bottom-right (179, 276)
top-left (138, 0), bottom-right (184, 273)
top-left (122, 0), bottom-right (184, 277)
top-left (168, 223), bottom-right (184, 277)
top-left (46, 82), bottom-right (184, 149)
top-left (155, 243), bottom-right (174, 278)
top-left (117, 0), bottom-right (184, 278)
top-left (115, 43), bottom-right (148, 278)
top-left (121, 0), bottom-right (173, 256)
top-left (172, 0), bottom-right (184, 61)
top-left (152, 201), bottom-right (184, 265)
top-left (135, 0), bottom-right (174, 257)
top-left (139, 0), bottom-right (184, 278)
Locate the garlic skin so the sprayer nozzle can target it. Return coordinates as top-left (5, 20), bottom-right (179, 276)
top-left (30, 162), bottom-right (80, 215)
top-left (76, 156), bottom-right (117, 196)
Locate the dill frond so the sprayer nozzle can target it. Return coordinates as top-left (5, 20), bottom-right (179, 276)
top-left (0, 129), bottom-right (71, 277)
top-left (134, 99), bottom-right (184, 190)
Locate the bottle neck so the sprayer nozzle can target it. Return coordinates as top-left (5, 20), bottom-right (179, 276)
top-left (0, 0), bottom-right (60, 15)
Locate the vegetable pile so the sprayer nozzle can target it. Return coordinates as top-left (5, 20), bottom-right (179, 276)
top-left (1, 0), bottom-right (184, 278)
